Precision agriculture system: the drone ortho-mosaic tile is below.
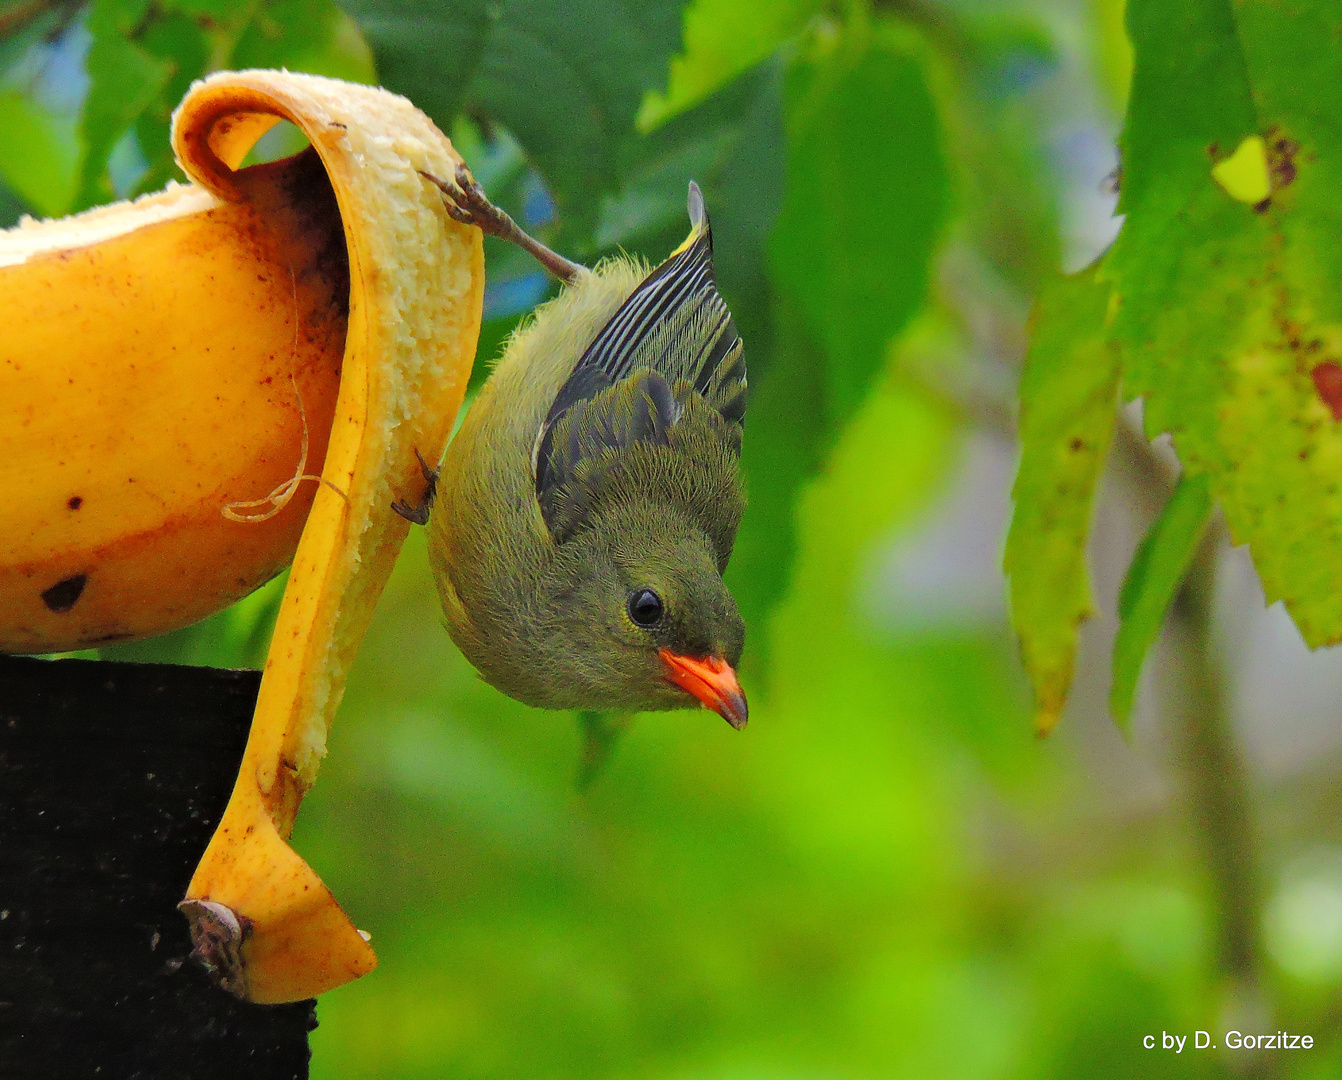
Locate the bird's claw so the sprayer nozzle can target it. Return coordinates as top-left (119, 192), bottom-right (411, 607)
top-left (418, 163), bottom-right (518, 241)
top-left (391, 447), bottom-right (439, 526)
top-left (442, 202), bottom-right (475, 227)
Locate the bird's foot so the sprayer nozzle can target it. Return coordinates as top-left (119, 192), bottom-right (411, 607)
top-left (391, 447), bottom-right (439, 526)
top-left (418, 163), bottom-right (584, 285)
top-left (418, 162), bottom-right (515, 239)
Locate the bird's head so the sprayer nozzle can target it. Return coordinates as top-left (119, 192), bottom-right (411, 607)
top-left (549, 504), bottom-right (747, 728)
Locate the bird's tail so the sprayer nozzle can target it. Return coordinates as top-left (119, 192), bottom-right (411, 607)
top-left (670, 180), bottom-right (712, 257)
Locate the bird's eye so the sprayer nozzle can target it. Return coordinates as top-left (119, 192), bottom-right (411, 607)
top-left (627, 588), bottom-right (664, 627)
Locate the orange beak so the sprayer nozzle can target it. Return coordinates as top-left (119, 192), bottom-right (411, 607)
top-left (659, 648), bottom-right (748, 730)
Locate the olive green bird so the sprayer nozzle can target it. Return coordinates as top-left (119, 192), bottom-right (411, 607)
top-left (394, 166), bottom-right (749, 728)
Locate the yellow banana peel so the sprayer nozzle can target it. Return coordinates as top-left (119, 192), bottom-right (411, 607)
top-left (0, 70), bottom-right (485, 1002)
top-left (0, 138), bottom-right (346, 651)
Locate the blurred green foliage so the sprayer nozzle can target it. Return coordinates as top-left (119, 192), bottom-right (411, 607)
top-left (8, 0), bottom-right (1342, 1075)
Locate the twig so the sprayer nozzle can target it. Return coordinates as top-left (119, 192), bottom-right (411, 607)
top-left (1168, 533), bottom-right (1276, 1078)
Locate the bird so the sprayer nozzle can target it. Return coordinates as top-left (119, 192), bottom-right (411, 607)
top-left (394, 165), bottom-right (749, 730)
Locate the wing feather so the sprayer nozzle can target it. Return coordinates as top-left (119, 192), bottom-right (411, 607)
top-left (534, 183), bottom-right (747, 542)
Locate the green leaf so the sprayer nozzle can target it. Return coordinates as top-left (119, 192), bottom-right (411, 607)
top-left (338, 0), bottom-right (684, 232)
top-left (0, 91), bottom-right (78, 215)
top-left (636, 0), bottom-right (821, 130)
top-left (70, 0), bottom-right (377, 206)
top-left (138, 12), bottom-right (210, 111)
top-left (599, 56), bottom-right (786, 358)
top-left (770, 22), bottom-right (948, 432)
top-left (730, 23), bottom-right (948, 657)
top-left (162, 0), bottom-right (248, 16)
top-left (725, 299), bottom-right (828, 666)
top-left (334, 0), bottom-right (486, 123)
top-left (129, 10), bottom-right (211, 195)
top-left (592, 82), bottom-right (751, 255)
top-left (231, 0), bottom-right (377, 84)
top-left (704, 56), bottom-right (786, 377)
top-left (943, 15), bottom-right (1061, 294)
top-left (1104, 0), bottom-right (1342, 647)
top-left (1110, 473), bottom-right (1213, 730)
top-left (0, 176), bottom-right (30, 228)
top-left (1004, 267), bottom-right (1119, 734)
top-left (78, 0), bottom-right (173, 209)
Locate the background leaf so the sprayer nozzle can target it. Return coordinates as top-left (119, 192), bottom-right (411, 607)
top-left (339, 0), bottom-right (683, 236)
top-left (1109, 472), bottom-right (1213, 729)
top-left (0, 89), bottom-right (77, 213)
top-left (231, 0), bottom-right (376, 81)
top-left (724, 19), bottom-right (950, 658)
top-left (1004, 267), bottom-right (1118, 734)
top-left (770, 21), bottom-right (948, 431)
top-left (636, 0), bottom-right (821, 129)
top-left (66, 0), bottom-right (376, 207)
top-left (78, 0), bottom-right (172, 209)
top-left (725, 299), bottom-right (827, 662)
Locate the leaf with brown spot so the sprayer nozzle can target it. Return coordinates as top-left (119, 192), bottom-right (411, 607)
top-left (1105, 0), bottom-right (1342, 647)
top-left (1311, 362), bottom-right (1342, 420)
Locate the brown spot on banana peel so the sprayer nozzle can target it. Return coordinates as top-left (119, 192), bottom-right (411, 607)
top-left (174, 71), bottom-right (483, 1004)
top-left (41, 572), bottom-right (86, 612)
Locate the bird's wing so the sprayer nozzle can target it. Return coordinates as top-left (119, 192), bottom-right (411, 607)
top-left (534, 183), bottom-right (746, 540)
top-left (536, 369), bottom-right (681, 542)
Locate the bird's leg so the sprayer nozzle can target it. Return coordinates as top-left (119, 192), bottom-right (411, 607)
top-left (419, 163), bottom-right (585, 286)
top-left (391, 447), bottom-right (439, 525)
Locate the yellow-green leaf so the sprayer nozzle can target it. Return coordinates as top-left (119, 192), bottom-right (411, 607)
top-left (1005, 267), bottom-right (1119, 734)
top-left (1105, 0), bottom-right (1342, 648)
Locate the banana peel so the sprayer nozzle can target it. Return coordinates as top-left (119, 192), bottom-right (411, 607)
top-left (178, 72), bottom-right (484, 1003)
top-left (0, 70), bottom-right (485, 1002)
top-left (0, 140), bottom-right (346, 651)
